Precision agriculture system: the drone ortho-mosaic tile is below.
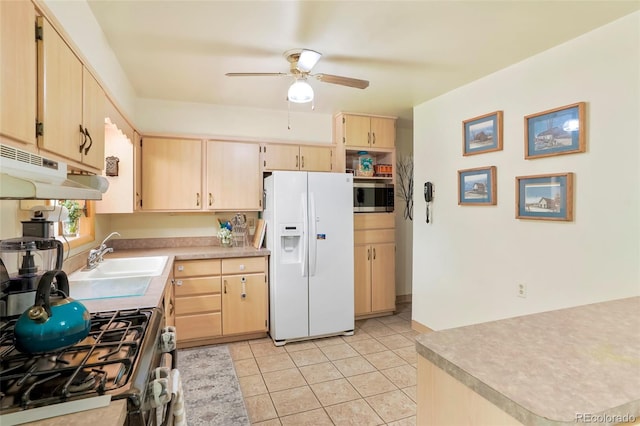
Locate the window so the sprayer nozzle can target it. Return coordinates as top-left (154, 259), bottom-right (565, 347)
top-left (57, 200), bottom-right (95, 249)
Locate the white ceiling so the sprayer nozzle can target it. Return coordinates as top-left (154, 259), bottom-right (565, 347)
top-left (86, 1), bottom-right (639, 127)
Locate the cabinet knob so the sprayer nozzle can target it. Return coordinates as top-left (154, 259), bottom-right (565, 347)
top-left (175, 280), bottom-right (183, 286)
top-left (177, 265), bottom-right (184, 271)
top-left (209, 193), bottom-right (213, 206)
top-left (239, 264), bottom-right (245, 271)
top-left (196, 192), bottom-right (201, 206)
top-left (301, 156), bottom-right (304, 168)
top-left (372, 132), bottom-right (376, 145)
top-left (373, 248), bottom-right (376, 259)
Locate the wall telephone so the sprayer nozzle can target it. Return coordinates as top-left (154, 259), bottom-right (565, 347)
top-left (424, 182), bottom-right (433, 202)
top-left (424, 182), bottom-right (433, 223)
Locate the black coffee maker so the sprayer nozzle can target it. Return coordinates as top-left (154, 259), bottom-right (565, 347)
top-left (0, 237), bottom-right (63, 319)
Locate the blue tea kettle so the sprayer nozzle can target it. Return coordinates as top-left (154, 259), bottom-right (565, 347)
top-left (14, 270), bottom-right (91, 354)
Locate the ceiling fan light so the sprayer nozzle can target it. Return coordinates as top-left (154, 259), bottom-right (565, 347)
top-left (296, 49), bottom-right (322, 72)
top-left (288, 80), bottom-right (314, 103)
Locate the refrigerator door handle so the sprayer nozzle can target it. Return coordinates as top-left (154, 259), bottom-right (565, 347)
top-left (309, 192), bottom-right (317, 277)
top-left (301, 192), bottom-right (309, 277)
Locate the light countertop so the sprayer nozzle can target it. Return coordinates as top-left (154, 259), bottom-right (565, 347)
top-left (416, 297), bottom-right (640, 425)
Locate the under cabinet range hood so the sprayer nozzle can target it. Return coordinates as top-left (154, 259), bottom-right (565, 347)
top-left (0, 144), bottom-right (107, 200)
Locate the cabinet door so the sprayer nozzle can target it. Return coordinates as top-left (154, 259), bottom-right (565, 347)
top-left (0, 0), bottom-right (36, 145)
top-left (206, 141), bottom-right (261, 210)
top-left (37, 17), bottom-right (83, 163)
top-left (222, 274), bottom-right (267, 335)
top-left (300, 146), bottom-right (333, 172)
top-left (262, 144), bottom-right (300, 170)
top-left (371, 243), bottom-right (396, 312)
top-left (133, 131), bottom-right (142, 211)
top-left (343, 115), bottom-right (371, 148)
top-left (81, 68), bottom-right (105, 169)
top-left (370, 117), bottom-right (396, 148)
top-left (354, 244), bottom-right (372, 315)
top-left (141, 137), bottom-right (202, 210)
top-left (163, 278), bottom-right (175, 328)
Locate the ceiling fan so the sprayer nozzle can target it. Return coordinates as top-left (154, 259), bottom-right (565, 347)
top-left (225, 48), bottom-right (369, 103)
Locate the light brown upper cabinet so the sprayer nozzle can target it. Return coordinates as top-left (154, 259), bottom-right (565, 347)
top-left (335, 113), bottom-right (396, 149)
top-left (0, 0), bottom-right (37, 146)
top-left (206, 141), bottom-right (261, 211)
top-left (36, 17), bottom-right (105, 171)
top-left (140, 137), bottom-right (203, 211)
top-left (261, 144), bottom-right (334, 172)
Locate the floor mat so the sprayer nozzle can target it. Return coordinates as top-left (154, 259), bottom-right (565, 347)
top-left (178, 345), bottom-right (250, 426)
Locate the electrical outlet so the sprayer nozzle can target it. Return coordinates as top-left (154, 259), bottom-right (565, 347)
top-left (517, 283), bottom-right (527, 298)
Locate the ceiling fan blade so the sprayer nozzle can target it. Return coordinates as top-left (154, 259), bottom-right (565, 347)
top-left (314, 73), bottom-right (369, 89)
top-left (296, 49), bottom-right (322, 73)
top-left (225, 72), bottom-right (289, 77)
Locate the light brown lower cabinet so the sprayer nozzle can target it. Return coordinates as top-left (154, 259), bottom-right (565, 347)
top-left (354, 213), bottom-right (396, 318)
top-left (174, 256), bottom-right (268, 348)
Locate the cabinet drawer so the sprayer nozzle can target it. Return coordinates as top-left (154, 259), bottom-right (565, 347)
top-left (174, 276), bottom-right (221, 297)
top-left (222, 257), bottom-right (265, 274)
top-left (174, 259), bottom-right (221, 277)
top-left (175, 294), bottom-right (221, 315)
top-left (175, 312), bottom-right (221, 341)
top-left (354, 213), bottom-right (395, 230)
top-left (354, 229), bottom-right (395, 245)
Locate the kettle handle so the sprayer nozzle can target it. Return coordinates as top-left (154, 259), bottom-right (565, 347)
top-left (34, 270), bottom-right (69, 317)
top-left (53, 240), bottom-right (64, 270)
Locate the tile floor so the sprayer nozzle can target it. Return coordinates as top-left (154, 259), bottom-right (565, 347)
top-left (228, 303), bottom-right (419, 425)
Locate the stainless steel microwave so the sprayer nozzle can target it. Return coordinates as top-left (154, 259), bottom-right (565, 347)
top-left (353, 182), bottom-right (394, 212)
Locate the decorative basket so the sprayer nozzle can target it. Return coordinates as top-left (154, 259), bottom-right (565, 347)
top-left (374, 164), bottom-right (393, 177)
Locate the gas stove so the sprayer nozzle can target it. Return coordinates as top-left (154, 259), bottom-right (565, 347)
top-left (0, 307), bottom-right (170, 425)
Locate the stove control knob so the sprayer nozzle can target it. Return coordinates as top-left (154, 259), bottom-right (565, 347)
top-left (148, 377), bottom-right (171, 408)
top-left (161, 326), bottom-right (177, 352)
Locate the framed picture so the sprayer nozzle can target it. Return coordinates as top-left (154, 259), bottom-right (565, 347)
top-left (458, 166), bottom-right (497, 205)
top-left (524, 102), bottom-right (585, 159)
top-left (463, 111), bottom-right (503, 156)
top-left (516, 173), bottom-right (574, 221)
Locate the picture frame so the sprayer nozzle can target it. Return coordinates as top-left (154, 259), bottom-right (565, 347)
top-left (515, 173), bottom-right (574, 221)
top-left (524, 102), bottom-right (585, 159)
top-left (458, 166), bottom-right (497, 205)
top-left (463, 111), bottom-right (503, 156)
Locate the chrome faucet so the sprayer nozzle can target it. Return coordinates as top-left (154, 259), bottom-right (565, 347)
top-left (86, 232), bottom-right (121, 270)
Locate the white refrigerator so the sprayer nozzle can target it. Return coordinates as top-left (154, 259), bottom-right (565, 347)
top-left (264, 171), bottom-right (354, 346)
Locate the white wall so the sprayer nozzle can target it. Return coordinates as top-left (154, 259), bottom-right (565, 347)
top-left (135, 99), bottom-right (332, 144)
top-left (395, 126), bottom-right (413, 297)
top-left (412, 12), bottom-right (640, 330)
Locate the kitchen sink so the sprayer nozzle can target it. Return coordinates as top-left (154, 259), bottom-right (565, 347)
top-left (69, 276), bottom-right (152, 300)
top-left (67, 255), bottom-right (168, 300)
top-left (68, 255), bottom-right (169, 280)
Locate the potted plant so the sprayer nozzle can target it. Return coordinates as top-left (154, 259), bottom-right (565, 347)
top-left (61, 200), bottom-right (82, 237)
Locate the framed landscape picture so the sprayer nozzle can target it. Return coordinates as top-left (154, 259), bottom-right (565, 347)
top-left (516, 173), bottom-right (574, 221)
top-left (524, 102), bottom-right (585, 159)
top-left (463, 111), bottom-right (503, 156)
top-left (458, 166), bottom-right (497, 205)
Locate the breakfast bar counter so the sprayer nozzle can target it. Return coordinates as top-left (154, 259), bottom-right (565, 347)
top-left (415, 297), bottom-right (640, 425)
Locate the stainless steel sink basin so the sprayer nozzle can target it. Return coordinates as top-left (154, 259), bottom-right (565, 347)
top-left (67, 255), bottom-right (168, 300)
top-left (70, 276), bottom-right (152, 300)
top-left (69, 255), bottom-right (168, 280)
